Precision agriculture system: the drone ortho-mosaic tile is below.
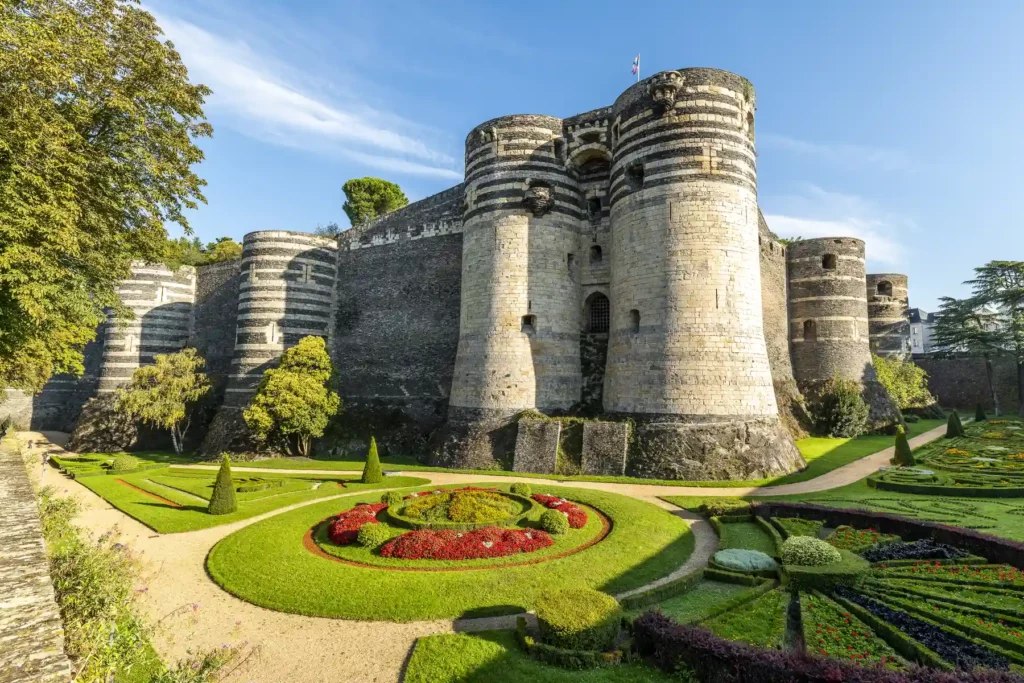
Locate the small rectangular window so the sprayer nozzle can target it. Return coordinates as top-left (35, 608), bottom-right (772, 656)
top-left (521, 315), bottom-right (536, 334)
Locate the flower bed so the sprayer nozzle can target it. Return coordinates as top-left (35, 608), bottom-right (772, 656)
top-left (801, 591), bottom-right (902, 668)
top-left (379, 526), bottom-right (553, 560)
top-left (877, 562), bottom-right (1024, 586)
top-left (328, 503), bottom-right (387, 545)
top-left (863, 539), bottom-right (968, 563)
top-left (825, 525), bottom-right (900, 553)
top-left (532, 494), bottom-right (588, 529)
top-left (388, 487), bottom-right (532, 530)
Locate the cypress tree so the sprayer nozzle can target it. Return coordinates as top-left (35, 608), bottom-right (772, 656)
top-left (208, 454), bottom-right (237, 515)
top-left (975, 403), bottom-right (987, 423)
top-left (946, 411), bottom-right (963, 438)
top-left (891, 426), bottom-right (914, 467)
top-left (361, 437), bottom-right (384, 484)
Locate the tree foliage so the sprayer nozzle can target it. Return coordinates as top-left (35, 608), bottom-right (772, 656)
top-left (361, 436), bottom-right (383, 484)
top-left (872, 354), bottom-right (935, 411)
top-left (0, 0), bottom-right (212, 395)
top-left (891, 425), bottom-right (914, 466)
top-left (313, 222), bottom-right (342, 238)
top-left (243, 336), bottom-right (340, 456)
top-left (162, 236), bottom-right (241, 269)
top-left (115, 348), bottom-right (210, 454)
top-left (207, 455), bottom-right (236, 515)
top-left (811, 375), bottom-right (870, 438)
top-left (342, 177), bottom-right (408, 227)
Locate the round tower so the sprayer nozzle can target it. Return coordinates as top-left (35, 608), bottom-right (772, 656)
top-left (97, 262), bottom-right (195, 393)
top-left (602, 68), bottom-right (802, 480)
top-left (440, 115), bottom-right (584, 467)
top-left (787, 238), bottom-right (900, 426)
top-left (866, 273), bottom-right (910, 357)
top-left (201, 230), bottom-right (337, 454)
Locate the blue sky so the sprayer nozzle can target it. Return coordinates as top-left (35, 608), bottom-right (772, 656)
top-left (150, 0), bottom-right (1024, 311)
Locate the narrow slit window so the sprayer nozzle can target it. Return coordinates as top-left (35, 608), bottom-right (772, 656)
top-left (803, 319), bottom-right (817, 342)
top-left (587, 197), bottom-right (602, 220)
top-left (626, 163), bottom-right (645, 190)
top-left (589, 245), bottom-right (603, 265)
top-left (629, 309), bottom-right (640, 334)
top-left (822, 254), bottom-right (837, 271)
top-left (521, 315), bottom-right (536, 334)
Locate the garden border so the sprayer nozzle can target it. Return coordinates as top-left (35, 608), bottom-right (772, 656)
top-left (115, 478), bottom-right (182, 508)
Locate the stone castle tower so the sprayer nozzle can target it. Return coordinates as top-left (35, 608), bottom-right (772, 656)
top-left (2, 66), bottom-right (907, 481)
top-left (866, 273), bottom-right (911, 357)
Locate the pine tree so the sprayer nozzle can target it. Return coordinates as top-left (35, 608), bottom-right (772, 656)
top-left (208, 455), bottom-right (237, 515)
top-left (891, 426), bottom-right (915, 467)
top-left (361, 437), bottom-right (383, 484)
top-left (975, 403), bottom-right (987, 423)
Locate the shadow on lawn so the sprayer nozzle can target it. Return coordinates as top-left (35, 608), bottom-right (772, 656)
top-left (595, 526), bottom-right (695, 596)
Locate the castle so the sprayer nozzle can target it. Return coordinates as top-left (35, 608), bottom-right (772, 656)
top-left (2, 67), bottom-right (910, 480)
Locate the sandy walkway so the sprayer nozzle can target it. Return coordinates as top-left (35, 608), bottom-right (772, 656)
top-left (16, 424), bottom-right (945, 683)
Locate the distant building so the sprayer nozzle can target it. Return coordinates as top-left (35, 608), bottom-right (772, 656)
top-left (908, 308), bottom-right (936, 354)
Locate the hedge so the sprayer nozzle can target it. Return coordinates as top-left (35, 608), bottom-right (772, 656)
top-left (516, 617), bottom-right (625, 670)
top-left (782, 550), bottom-right (870, 591)
top-left (630, 610), bottom-right (1024, 682)
top-left (754, 516), bottom-right (785, 558)
top-left (619, 570), bottom-right (703, 611)
top-left (867, 478), bottom-right (1024, 498)
top-left (535, 588), bottom-right (622, 652)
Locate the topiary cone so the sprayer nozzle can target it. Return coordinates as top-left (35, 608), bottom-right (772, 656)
top-left (946, 411), bottom-right (963, 438)
top-left (361, 436), bottom-right (383, 484)
top-left (975, 403), bottom-right (987, 423)
top-left (208, 454), bottom-right (237, 515)
top-left (891, 425), bottom-right (914, 467)
top-left (954, 409), bottom-right (966, 436)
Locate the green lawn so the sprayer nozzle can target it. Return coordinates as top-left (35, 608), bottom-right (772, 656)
top-left (404, 631), bottom-right (675, 683)
top-left (205, 484), bottom-right (694, 621)
top-left (703, 587), bottom-right (788, 648)
top-left (62, 464), bottom-right (428, 533)
top-left (719, 521), bottom-right (776, 554)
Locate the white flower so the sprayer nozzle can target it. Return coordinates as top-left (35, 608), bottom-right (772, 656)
top-left (482, 541), bottom-right (494, 549)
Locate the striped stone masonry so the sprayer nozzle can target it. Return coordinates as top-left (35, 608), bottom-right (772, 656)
top-left (866, 273), bottom-right (910, 357)
top-left (97, 263), bottom-right (196, 393)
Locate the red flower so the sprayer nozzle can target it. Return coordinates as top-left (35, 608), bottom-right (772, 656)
top-left (327, 503), bottom-right (388, 545)
top-left (531, 494), bottom-right (588, 528)
top-left (379, 526), bottom-right (553, 560)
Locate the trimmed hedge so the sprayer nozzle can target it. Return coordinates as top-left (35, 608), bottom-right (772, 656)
top-left (754, 516), bottom-right (785, 557)
top-left (510, 482), bottom-right (532, 497)
top-left (109, 454), bottom-right (139, 473)
top-left (207, 455), bottom-right (237, 515)
top-left (698, 498), bottom-right (750, 517)
top-left (516, 617), bottom-right (625, 670)
top-left (540, 508), bottom-right (570, 535)
top-left (780, 536), bottom-right (842, 567)
top-left (361, 436), bottom-right (384, 484)
top-left (619, 571), bottom-right (703, 612)
top-left (381, 490), bottom-right (404, 506)
top-left (631, 610), bottom-right (1024, 682)
top-left (892, 426), bottom-right (915, 466)
top-left (711, 549), bottom-right (778, 574)
top-left (535, 588), bottom-right (622, 652)
top-left (357, 523), bottom-right (392, 548)
top-left (782, 549), bottom-right (870, 590)
top-left (702, 568), bottom-right (770, 587)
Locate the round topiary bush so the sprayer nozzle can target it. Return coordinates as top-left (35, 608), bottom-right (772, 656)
top-left (357, 523), bottom-right (392, 549)
top-left (540, 509), bottom-right (570, 535)
top-left (535, 588), bottom-right (621, 652)
top-left (381, 490), bottom-right (404, 506)
top-left (781, 536), bottom-right (842, 567)
top-left (109, 454), bottom-right (139, 473)
top-left (712, 549), bottom-right (778, 573)
top-left (510, 482), bottom-right (532, 497)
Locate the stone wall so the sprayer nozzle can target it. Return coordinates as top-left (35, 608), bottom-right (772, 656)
top-left (866, 273), bottom-right (910, 357)
top-left (914, 354), bottom-right (1020, 415)
top-left (0, 439), bottom-right (71, 682)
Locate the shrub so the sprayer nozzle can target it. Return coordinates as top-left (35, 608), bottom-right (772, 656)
top-left (108, 454), bottom-right (139, 473)
top-left (510, 482), bottom-right (532, 497)
top-left (872, 354), bottom-right (936, 411)
top-left (954, 410), bottom-right (965, 434)
top-left (0, 415), bottom-right (12, 436)
top-left (781, 536), bottom-right (841, 567)
top-left (811, 376), bottom-right (869, 438)
top-left (712, 548), bottom-right (777, 573)
top-left (890, 426), bottom-right (914, 466)
top-left (328, 503), bottom-right (388, 544)
top-left (698, 498), bottom-right (750, 517)
top-left (357, 523), bottom-right (392, 549)
top-left (946, 410), bottom-right (965, 438)
top-left (532, 493), bottom-right (588, 528)
top-left (540, 509), bottom-right (570, 535)
top-left (534, 588), bottom-right (621, 651)
top-left (381, 490), bottom-right (404, 506)
top-left (207, 455), bottom-right (237, 515)
top-left (361, 436), bottom-right (383, 484)
top-left (976, 403), bottom-right (987, 422)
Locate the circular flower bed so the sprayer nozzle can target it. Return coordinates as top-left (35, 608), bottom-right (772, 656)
top-left (328, 503), bottom-right (387, 545)
top-left (379, 526), bottom-right (552, 560)
top-left (532, 493), bottom-right (588, 528)
top-left (388, 487), bottom-right (532, 530)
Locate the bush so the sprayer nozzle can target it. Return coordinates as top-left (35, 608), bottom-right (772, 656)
top-left (357, 523), bottom-right (392, 549)
top-left (510, 482), bottom-right (532, 497)
top-left (381, 490), bottom-right (404, 506)
top-left (976, 403), bottom-right (987, 422)
top-left (108, 454), bottom-right (139, 473)
top-left (811, 376), bottom-right (869, 438)
top-left (540, 509), bottom-right (570, 535)
top-left (698, 498), bottom-right (750, 517)
top-left (890, 426), bottom-right (914, 466)
top-left (207, 455), bottom-right (237, 515)
top-left (534, 588), bottom-right (621, 651)
top-left (712, 548), bottom-right (777, 573)
top-left (361, 436), bottom-right (383, 484)
top-left (780, 536), bottom-right (841, 567)
top-left (946, 410), bottom-right (965, 438)
top-left (904, 413), bottom-right (920, 423)
top-left (872, 354), bottom-right (936, 411)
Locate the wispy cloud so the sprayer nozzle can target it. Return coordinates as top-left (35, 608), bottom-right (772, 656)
top-left (763, 184), bottom-right (914, 267)
top-left (759, 133), bottom-right (911, 173)
top-left (155, 12), bottom-right (463, 181)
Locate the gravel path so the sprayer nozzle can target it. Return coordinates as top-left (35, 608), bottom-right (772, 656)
top-left (17, 424), bottom-right (946, 682)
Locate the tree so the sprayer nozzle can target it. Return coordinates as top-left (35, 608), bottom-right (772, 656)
top-left (313, 222), bottom-right (342, 238)
top-left (872, 354), bottom-right (936, 411)
top-left (932, 295), bottom-right (1005, 416)
top-left (361, 436), bottom-right (383, 484)
top-left (0, 0), bottom-right (212, 396)
top-left (945, 410), bottom-right (964, 439)
top-left (115, 348), bottom-right (210, 453)
top-left (342, 178), bottom-right (408, 227)
top-left (976, 403), bottom-right (987, 423)
top-left (207, 455), bottom-right (236, 515)
top-left (890, 425), bottom-right (914, 467)
top-left (162, 236), bottom-right (240, 268)
top-left (243, 336), bottom-right (341, 456)
top-left (201, 237), bottom-right (242, 264)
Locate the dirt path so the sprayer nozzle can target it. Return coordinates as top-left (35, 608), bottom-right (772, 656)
top-left (17, 424), bottom-right (945, 683)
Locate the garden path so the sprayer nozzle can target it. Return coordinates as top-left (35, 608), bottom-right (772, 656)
top-left (17, 423), bottom-right (946, 683)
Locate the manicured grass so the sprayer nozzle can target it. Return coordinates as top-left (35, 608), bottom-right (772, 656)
top-left (64, 465), bottom-right (428, 533)
top-left (703, 587), bottom-right (788, 648)
top-left (404, 630), bottom-right (675, 683)
top-left (633, 580), bottom-right (751, 623)
top-left (720, 521), bottom-right (776, 555)
top-left (206, 484), bottom-right (694, 621)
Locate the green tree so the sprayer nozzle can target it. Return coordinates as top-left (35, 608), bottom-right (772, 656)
top-left (243, 336), bottom-right (341, 456)
top-left (945, 410), bottom-right (964, 438)
top-left (201, 237), bottom-right (242, 264)
top-left (313, 222), bottom-right (342, 238)
top-left (207, 455), bottom-right (236, 515)
top-left (932, 296), bottom-right (1005, 415)
top-left (0, 0), bottom-right (212, 395)
top-left (890, 425), bottom-right (914, 466)
top-left (162, 235), bottom-right (240, 268)
top-left (361, 436), bottom-right (383, 484)
top-left (115, 348), bottom-right (210, 453)
top-left (872, 354), bottom-right (936, 411)
top-left (342, 177), bottom-right (408, 227)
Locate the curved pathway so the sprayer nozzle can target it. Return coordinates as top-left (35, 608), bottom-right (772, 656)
top-left (17, 424), bottom-right (946, 682)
